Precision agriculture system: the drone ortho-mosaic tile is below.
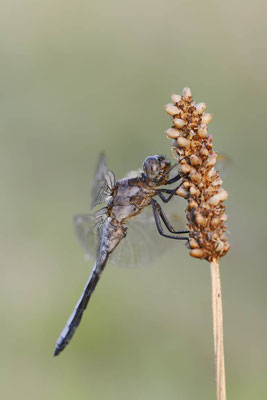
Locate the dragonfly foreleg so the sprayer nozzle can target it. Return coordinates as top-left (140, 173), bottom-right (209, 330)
top-left (156, 181), bottom-right (183, 203)
top-left (165, 173), bottom-right (182, 185)
top-left (151, 199), bottom-right (189, 241)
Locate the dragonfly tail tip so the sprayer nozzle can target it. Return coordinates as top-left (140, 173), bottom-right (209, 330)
top-left (53, 346), bottom-right (61, 357)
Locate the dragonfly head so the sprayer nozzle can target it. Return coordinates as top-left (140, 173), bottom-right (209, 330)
top-left (142, 155), bottom-right (171, 184)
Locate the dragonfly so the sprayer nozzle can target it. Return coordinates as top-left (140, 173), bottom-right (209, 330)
top-left (54, 154), bottom-right (189, 356)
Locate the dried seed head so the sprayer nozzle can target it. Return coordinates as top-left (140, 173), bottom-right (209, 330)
top-left (171, 94), bottom-right (181, 104)
top-left (198, 124), bottom-right (208, 138)
top-left (209, 194), bottom-right (221, 206)
top-left (217, 188), bottom-right (228, 202)
top-left (177, 136), bottom-right (190, 148)
top-left (201, 113), bottom-right (213, 124)
top-left (164, 87), bottom-right (230, 262)
top-left (189, 185), bottom-right (200, 197)
top-left (205, 153), bottom-right (217, 168)
top-left (182, 87), bottom-right (192, 101)
top-left (211, 177), bottom-right (223, 186)
top-left (195, 102), bottom-right (207, 114)
top-left (189, 170), bottom-right (202, 183)
top-left (190, 248), bottom-right (206, 259)
top-left (173, 118), bottom-right (187, 129)
top-left (182, 180), bottom-right (190, 189)
top-left (199, 147), bottom-right (209, 157)
top-left (195, 213), bottom-right (207, 227)
top-left (176, 187), bottom-right (189, 198)
top-left (189, 238), bottom-right (200, 249)
top-left (165, 104), bottom-right (180, 116)
top-left (224, 243), bottom-right (230, 253)
top-left (165, 128), bottom-right (181, 139)
top-left (188, 200), bottom-right (198, 209)
top-left (180, 164), bottom-right (191, 174)
top-left (206, 167), bottom-right (216, 181)
top-left (211, 216), bottom-right (220, 227)
top-left (220, 213), bottom-right (228, 222)
top-left (190, 154), bottom-right (201, 166)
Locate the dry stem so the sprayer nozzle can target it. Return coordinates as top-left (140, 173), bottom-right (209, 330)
top-left (210, 259), bottom-right (226, 400)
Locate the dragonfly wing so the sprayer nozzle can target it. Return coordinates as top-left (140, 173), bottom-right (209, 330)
top-left (109, 199), bottom-right (187, 267)
top-left (216, 153), bottom-right (232, 178)
top-left (73, 210), bottom-right (107, 260)
top-left (74, 199), bottom-right (187, 268)
top-left (91, 153), bottom-right (115, 209)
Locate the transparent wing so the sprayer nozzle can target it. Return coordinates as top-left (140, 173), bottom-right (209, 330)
top-left (109, 199), bottom-right (186, 267)
top-left (216, 153), bottom-right (232, 178)
top-left (124, 168), bottom-right (142, 179)
top-left (74, 198), bottom-right (187, 268)
top-left (73, 208), bottom-right (108, 260)
top-left (91, 153), bottom-right (115, 209)
top-left (73, 214), bottom-right (99, 259)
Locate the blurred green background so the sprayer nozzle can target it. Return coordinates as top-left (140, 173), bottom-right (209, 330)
top-left (1, 0), bottom-right (266, 399)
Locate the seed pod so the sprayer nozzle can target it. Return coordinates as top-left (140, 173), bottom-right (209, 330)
top-left (220, 213), bottom-right (228, 222)
top-left (182, 87), bottom-right (192, 101)
top-left (190, 185), bottom-right (200, 197)
top-left (212, 232), bottom-right (219, 240)
top-left (211, 216), bottom-right (220, 227)
top-left (211, 178), bottom-right (223, 186)
top-left (165, 128), bottom-right (181, 139)
top-left (209, 194), bottom-right (221, 206)
top-left (180, 164), bottom-right (191, 174)
top-left (205, 153), bottom-right (217, 168)
top-left (207, 168), bottom-right (216, 181)
top-left (204, 187), bottom-right (215, 198)
top-left (182, 112), bottom-right (191, 120)
top-left (224, 243), bottom-right (230, 253)
top-left (190, 122), bottom-right (198, 130)
top-left (197, 124), bottom-right (208, 138)
top-left (183, 180), bottom-right (190, 189)
top-left (165, 104), bottom-right (180, 116)
top-left (173, 118), bottom-right (186, 129)
top-left (190, 248), bottom-right (206, 258)
top-left (189, 171), bottom-right (201, 183)
top-left (206, 136), bottom-right (213, 150)
top-left (189, 238), bottom-right (200, 249)
top-left (195, 102), bottom-right (207, 114)
top-left (190, 154), bottom-right (201, 166)
top-left (188, 200), bottom-right (198, 209)
top-left (171, 94), bottom-right (181, 104)
top-left (191, 140), bottom-right (202, 150)
top-left (215, 240), bottom-right (225, 253)
top-left (199, 147), bottom-right (209, 157)
top-left (171, 139), bottom-right (179, 148)
top-left (176, 187), bottom-right (189, 198)
top-left (201, 113), bottom-right (213, 124)
top-left (188, 130), bottom-right (195, 140)
top-left (217, 189), bottom-right (228, 202)
top-left (177, 136), bottom-right (190, 148)
top-left (195, 213), bottom-right (207, 227)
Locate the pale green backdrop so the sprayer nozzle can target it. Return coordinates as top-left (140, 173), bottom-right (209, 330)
top-left (1, 1), bottom-right (266, 399)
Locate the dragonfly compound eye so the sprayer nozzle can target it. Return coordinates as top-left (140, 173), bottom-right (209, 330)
top-left (143, 156), bottom-right (160, 179)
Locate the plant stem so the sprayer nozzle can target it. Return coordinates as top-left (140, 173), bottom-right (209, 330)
top-left (210, 259), bottom-right (226, 400)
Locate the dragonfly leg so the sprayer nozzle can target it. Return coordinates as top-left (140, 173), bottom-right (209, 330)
top-left (153, 199), bottom-right (189, 234)
top-left (151, 199), bottom-right (189, 241)
top-left (156, 181), bottom-right (183, 203)
top-left (165, 174), bottom-right (182, 185)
